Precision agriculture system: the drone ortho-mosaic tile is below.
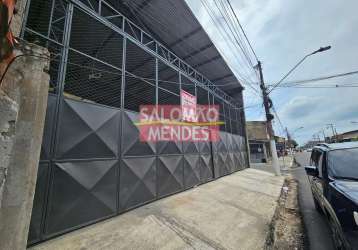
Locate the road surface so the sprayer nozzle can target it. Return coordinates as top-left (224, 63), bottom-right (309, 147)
top-left (292, 152), bottom-right (335, 250)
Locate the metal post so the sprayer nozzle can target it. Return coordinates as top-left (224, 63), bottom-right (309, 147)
top-left (44, 1), bottom-right (74, 239)
top-left (257, 61), bottom-right (280, 175)
top-left (155, 58), bottom-right (158, 105)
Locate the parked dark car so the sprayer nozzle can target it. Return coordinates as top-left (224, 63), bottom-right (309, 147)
top-left (305, 142), bottom-right (358, 250)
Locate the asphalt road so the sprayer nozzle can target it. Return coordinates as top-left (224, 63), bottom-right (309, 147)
top-left (292, 152), bottom-right (335, 250)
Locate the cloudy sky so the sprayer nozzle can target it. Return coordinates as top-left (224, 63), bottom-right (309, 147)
top-left (186, 0), bottom-right (358, 144)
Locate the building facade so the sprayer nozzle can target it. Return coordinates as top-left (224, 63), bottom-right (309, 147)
top-left (21, 0), bottom-right (250, 245)
top-left (246, 121), bottom-right (271, 163)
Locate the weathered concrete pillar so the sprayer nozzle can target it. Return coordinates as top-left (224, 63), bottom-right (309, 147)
top-left (0, 43), bottom-right (50, 250)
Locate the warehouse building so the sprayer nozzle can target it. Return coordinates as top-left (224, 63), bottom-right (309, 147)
top-left (21, 0), bottom-right (250, 244)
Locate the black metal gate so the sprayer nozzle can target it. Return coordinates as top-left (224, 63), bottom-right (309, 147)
top-left (23, 0), bottom-right (250, 244)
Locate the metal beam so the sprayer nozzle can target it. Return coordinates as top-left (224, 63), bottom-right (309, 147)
top-left (168, 27), bottom-right (202, 48)
top-left (182, 43), bottom-right (213, 60)
top-left (211, 74), bottom-right (233, 82)
top-left (192, 55), bottom-right (221, 68)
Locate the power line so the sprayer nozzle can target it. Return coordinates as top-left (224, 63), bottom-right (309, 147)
top-left (201, 0), bottom-right (258, 85)
top-left (272, 70), bottom-right (358, 87)
top-left (214, 0), bottom-right (256, 69)
top-left (277, 84), bottom-right (358, 89)
top-left (271, 105), bottom-right (286, 137)
top-left (200, 0), bottom-right (261, 97)
top-left (225, 0), bottom-right (259, 62)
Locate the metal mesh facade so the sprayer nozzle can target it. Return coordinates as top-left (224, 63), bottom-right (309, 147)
top-left (23, 0), bottom-right (250, 245)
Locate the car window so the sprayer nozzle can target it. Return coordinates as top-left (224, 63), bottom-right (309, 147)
top-left (327, 148), bottom-right (358, 179)
top-left (310, 149), bottom-right (323, 177)
top-left (310, 150), bottom-right (317, 165)
top-left (318, 153), bottom-right (324, 178)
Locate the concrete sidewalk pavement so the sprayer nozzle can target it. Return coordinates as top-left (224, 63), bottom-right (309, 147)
top-left (30, 169), bottom-right (285, 250)
top-left (250, 155), bottom-right (295, 174)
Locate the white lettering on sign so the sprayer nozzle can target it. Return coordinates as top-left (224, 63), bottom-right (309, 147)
top-left (181, 89), bottom-right (197, 122)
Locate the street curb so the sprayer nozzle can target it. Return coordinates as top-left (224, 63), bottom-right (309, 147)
top-left (264, 176), bottom-right (307, 250)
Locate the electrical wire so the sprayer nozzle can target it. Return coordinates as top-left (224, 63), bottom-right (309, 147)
top-left (270, 70), bottom-right (358, 87)
top-left (200, 0), bottom-right (258, 87)
top-left (225, 0), bottom-right (259, 63)
top-left (277, 85), bottom-right (358, 89)
top-left (200, 0), bottom-right (260, 97)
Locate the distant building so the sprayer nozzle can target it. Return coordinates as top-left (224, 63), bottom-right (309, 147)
top-left (275, 136), bottom-right (287, 156)
top-left (246, 121), bottom-right (271, 163)
top-left (334, 130), bottom-right (358, 142)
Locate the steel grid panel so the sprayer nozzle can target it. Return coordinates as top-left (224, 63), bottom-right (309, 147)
top-left (44, 160), bottom-right (118, 236)
top-left (23, 31), bottom-right (64, 94)
top-left (55, 98), bottom-right (120, 160)
top-left (70, 7), bottom-right (124, 69)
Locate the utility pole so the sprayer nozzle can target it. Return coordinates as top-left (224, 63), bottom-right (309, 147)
top-left (257, 61), bottom-right (280, 175)
top-left (285, 127), bottom-right (291, 154)
top-left (327, 123), bottom-right (336, 142)
top-left (321, 129), bottom-right (327, 142)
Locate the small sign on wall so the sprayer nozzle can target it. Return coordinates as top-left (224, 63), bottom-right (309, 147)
top-left (181, 89), bottom-right (197, 123)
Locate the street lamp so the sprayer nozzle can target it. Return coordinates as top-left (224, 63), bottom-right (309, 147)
top-left (269, 46), bottom-right (332, 93)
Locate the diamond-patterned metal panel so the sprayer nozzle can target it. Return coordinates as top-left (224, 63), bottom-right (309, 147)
top-left (157, 140), bottom-right (182, 155)
top-left (232, 135), bottom-right (239, 152)
top-left (28, 163), bottom-right (49, 244)
top-left (232, 153), bottom-right (239, 172)
top-left (218, 152), bottom-right (230, 177)
top-left (157, 156), bottom-right (184, 197)
top-left (183, 154), bottom-right (200, 188)
top-left (237, 152), bottom-right (244, 170)
top-left (56, 99), bottom-right (120, 159)
top-left (182, 141), bottom-right (199, 154)
top-left (200, 154), bottom-right (213, 183)
top-left (227, 153), bottom-right (235, 173)
top-left (227, 134), bottom-right (233, 153)
top-left (219, 132), bottom-right (228, 153)
top-left (45, 160), bottom-right (117, 236)
top-left (213, 153), bottom-right (220, 178)
top-left (212, 139), bottom-right (220, 153)
top-left (119, 157), bottom-right (156, 211)
top-left (40, 94), bottom-right (56, 160)
top-left (242, 152), bottom-right (249, 169)
top-left (122, 111), bottom-right (156, 156)
top-left (198, 141), bottom-right (211, 154)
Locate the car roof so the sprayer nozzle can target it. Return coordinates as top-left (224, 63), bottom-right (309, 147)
top-left (313, 142), bottom-right (358, 151)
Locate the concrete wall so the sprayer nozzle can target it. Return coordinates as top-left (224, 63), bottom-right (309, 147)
top-left (0, 90), bottom-right (18, 205)
top-left (0, 42), bottom-right (49, 249)
top-left (246, 121), bottom-right (270, 141)
top-left (0, 1), bottom-right (50, 248)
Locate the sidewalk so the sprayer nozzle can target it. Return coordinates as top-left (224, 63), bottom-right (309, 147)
top-left (30, 169), bottom-right (285, 250)
top-left (250, 155), bottom-right (294, 174)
